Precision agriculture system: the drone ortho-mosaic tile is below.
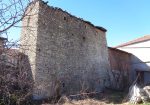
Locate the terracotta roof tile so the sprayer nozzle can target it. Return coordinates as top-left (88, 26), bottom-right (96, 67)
top-left (115, 35), bottom-right (150, 48)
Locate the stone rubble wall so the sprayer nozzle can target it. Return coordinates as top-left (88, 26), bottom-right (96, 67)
top-left (21, 0), bottom-right (112, 99)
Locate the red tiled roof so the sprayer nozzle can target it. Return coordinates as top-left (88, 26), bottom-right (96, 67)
top-left (5, 49), bottom-right (19, 57)
top-left (0, 48), bottom-right (20, 67)
top-left (1, 48), bottom-right (19, 59)
top-left (115, 35), bottom-right (150, 48)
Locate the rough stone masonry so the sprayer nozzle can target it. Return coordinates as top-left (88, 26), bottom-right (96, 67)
top-left (20, 0), bottom-right (112, 99)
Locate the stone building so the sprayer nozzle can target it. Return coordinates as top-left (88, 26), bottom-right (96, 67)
top-left (0, 37), bottom-right (7, 50)
top-left (20, 0), bottom-right (112, 99)
top-left (0, 37), bottom-right (19, 67)
top-left (116, 35), bottom-right (150, 85)
top-left (108, 47), bottom-right (131, 90)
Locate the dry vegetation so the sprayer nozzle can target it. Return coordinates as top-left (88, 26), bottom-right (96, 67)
top-left (39, 90), bottom-right (129, 105)
top-left (59, 99), bottom-right (129, 105)
top-left (1, 1), bottom-right (149, 105)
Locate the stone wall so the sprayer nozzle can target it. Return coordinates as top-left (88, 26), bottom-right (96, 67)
top-left (21, 0), bottom-right (111, 99)
top-left (20, 1), bottom-right (39, 80)
top-left (108, 47), bottom-right (131, 90)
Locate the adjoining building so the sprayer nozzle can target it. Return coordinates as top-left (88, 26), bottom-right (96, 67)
top-left (116, 35), bottom-right (150, 85)
top-left (0, 37), bottom-right (7, 50)
top-left (20, 0), bottom-right (112, 99)
top-left (108, 47), bottom-right (131, 90)
top-left (0, 37), bottom-right (19, 67)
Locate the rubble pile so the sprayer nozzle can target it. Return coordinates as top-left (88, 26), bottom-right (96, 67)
top-left (128, 84), bottom-right (150, 104)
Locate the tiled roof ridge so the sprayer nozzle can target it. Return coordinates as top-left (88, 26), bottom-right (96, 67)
top-left (115, 35), bottom-right (150, 48)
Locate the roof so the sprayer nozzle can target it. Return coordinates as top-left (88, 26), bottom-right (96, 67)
top-left (1, 48), bottom-right (20, 58)
top-left (115, 35), bottom-right (150, 48)
top-left (6, 49), bottom-right (19, 56)
top-left (108, 47), bottom-right (131, 55)
top-left (0, 37), bottom-right (7, 41)
top-left (0, 48), bottom-right (20, 67)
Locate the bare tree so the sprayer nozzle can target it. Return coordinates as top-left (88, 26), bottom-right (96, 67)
top-left (0, 0), bottom-right (37, 105)
top-left (0, 0), bottom-right (33, 36)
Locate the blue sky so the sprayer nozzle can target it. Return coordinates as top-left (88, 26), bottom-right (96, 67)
top-left (7, 0), bottom-right (150, 47)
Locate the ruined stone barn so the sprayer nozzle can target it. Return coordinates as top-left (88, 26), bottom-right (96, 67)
top-left (108, 47), bottom-right (131, 90)
top-left (20, 0), bottom-right (112, 99)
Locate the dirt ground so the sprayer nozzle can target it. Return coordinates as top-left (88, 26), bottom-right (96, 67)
top-left (60, 99), bottom-right (129, 105)
top-left (61, 90), bottom-right (128, 105)
top-left (41, 89), bottom-right (150, 105)
top-left (42, 89), bottom-right (130, 105)
top-left (40, 89), bottom-right (150, 105)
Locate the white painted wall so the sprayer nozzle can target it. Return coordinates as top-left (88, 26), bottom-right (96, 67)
top-left (118, 40), bottom-right (150, 69)
top-left (118, 40), bottom-right (150, 84)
